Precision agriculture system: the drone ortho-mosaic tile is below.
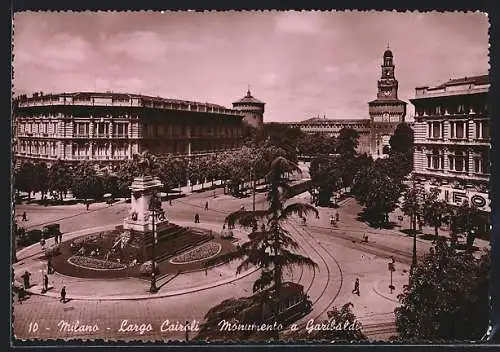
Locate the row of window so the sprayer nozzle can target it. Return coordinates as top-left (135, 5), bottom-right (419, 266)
top-left (142, 124), bottom-right (241, 138)
top-left (426, 150), bottom-right (490, 174)
top-left (427, 120), bottom-right (489, 140)
top-left (416, 103), bottom-right (488, 117)
top-left (18, 141), bottom-right (58, 155)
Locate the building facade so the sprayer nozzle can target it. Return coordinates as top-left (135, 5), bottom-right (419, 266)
top-left (13, 92), bottom-right (245, 165)
top-left (286, 48), bottom-right (407, 158)
top-left (287, 117), bottom-right (371, 155)
top-left (368, 47), bottom-right (407, 157)
top-left (232, 89), bottom-right (265, 128)
top-left (411, 74), bottom-right (490, 218)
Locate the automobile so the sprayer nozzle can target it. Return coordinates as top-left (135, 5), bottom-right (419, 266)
top-left (17, 229), bottom-right (43, 247)
top-left (42, 223), bottom-right (61, 239)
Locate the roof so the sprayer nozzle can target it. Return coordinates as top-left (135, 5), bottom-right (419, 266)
top-left (15, 91), bottom-right (229, 110)
top-left (295, 117), bottom-right (370, 124)
top-left (233, 89), bottom-right (265, 105)
top-left (384, 49), bottom-right (393, 58)
top-left (368, 98), bottom-right (407, 105)
top-left (433, 74), bottom-right (489, 89)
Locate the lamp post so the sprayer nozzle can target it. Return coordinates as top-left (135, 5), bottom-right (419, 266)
top-left (251, 166), bottom-right (256, 212)
top-left (148, 195), bottom-right (160, 293)
top-left (388, 257), bottom-right (396, 294)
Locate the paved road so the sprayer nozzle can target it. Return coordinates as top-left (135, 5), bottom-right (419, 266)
top-left (13, 187), bottom-right (440, 341)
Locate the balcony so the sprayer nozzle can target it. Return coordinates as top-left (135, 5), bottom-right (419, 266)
top-left (94, 134), bottom-right (109, 138)
top-left (112, 134), bottom-right (129, 139)
top-left (74, 134), bottom-right (90, 138)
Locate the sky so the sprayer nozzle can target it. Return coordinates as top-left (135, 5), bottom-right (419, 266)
top-left (13, 11), bottom-right (489, 122)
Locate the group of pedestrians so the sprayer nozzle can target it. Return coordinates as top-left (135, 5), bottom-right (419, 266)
top-left (17, 268), bottom-right (68, 303)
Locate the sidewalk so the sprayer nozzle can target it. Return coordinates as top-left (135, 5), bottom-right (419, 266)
top-left (14, 221), bottom-right (257, 301)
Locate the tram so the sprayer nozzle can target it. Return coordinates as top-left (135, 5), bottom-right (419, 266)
top-left (257, 282), bottom-right (312, 325)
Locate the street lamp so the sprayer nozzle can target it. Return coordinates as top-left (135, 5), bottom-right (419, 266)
top-left (388, 257), bottom-right (396, 294)
top-left (148, 194), bottom-right (162, 293)
top-left (251, 165), bottom-right (256, 212)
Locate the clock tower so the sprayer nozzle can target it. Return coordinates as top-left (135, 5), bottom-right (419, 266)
top-left (368, 46), bottom-right (407, 158)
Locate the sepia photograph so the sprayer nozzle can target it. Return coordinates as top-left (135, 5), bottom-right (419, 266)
top-left (11, 10), bottom-right (491, 344)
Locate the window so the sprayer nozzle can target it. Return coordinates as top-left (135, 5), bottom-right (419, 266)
top-left (475, 121), bottom-right (490, 139)
top-left (474, 152), bottom-right (490, 174)
top-left (435, 106), bottom-right (442, 115)
top-left (427, 150), bottom-right (444, 170)
top-left (115, 123), bottom-right (126, 136)
top-left (449, 151), bottom-right (468, 172)
top-left (457, 104), bottom-right (465, 114)
top-left (428, 122), bottom-right (442, 138)
top-left (450, 121), bottom-right (467, 139)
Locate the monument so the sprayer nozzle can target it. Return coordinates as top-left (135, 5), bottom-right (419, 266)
top-left (123, 175), bottom-right (168, 233)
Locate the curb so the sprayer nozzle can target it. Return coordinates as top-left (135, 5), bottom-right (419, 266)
top-left (24, 265), bottom-right (259, 301)
top-left (371, 280), bottom-right (403, 303)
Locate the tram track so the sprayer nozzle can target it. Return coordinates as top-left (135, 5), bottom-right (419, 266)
top-left (285, 219), bottom-right (344, 325)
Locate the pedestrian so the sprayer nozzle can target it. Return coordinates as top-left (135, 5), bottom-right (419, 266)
top-left (40, 237), bottom-right (46, 250)
top-left (335, 212), bottom-right (340, 222)
top-left (301, 217), bottom-right (307, 226)
top-left (59, 232), bottom-right (63, 244)
top-left (240, 205), bottom-right (245, 211)
top-left (18, 286), bottom-right (25, 303)
top-left (22, 271), bottom-right (31, 289)
top-left (22, 212), bottom-right (27, 221)
top-left (169, 199), bottom-right (172, 206)
top-left (204, 201), bottom-right (209, 211)
top-left (42, 274), bottom-right (48, 293)
top-left (194, 213), bottom-right (200, 223)
top-left (60, 286), bottom-right (66, 303)
top-left (47, 258), bottom-right (53, 274)
top-left (352, 278), bottom-right (360, 296)
top-left (86, 202), bottom-right (90, 211)
top-left (330, 215), bottom-right (335, 226)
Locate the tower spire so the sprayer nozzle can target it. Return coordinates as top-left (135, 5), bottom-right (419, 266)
top-left (387, 43), bottom-right (390, 50)
top-left (247, 84), bottom-right (251, 97)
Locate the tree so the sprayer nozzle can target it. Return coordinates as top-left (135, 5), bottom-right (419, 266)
top-left (336, 128), bottom-right (359, 159)
top-left (297, 133), bottom-right (336, 157)
top-left (353, 163), bottom-right (404, 228)
top-left (422, 188), bottom-right (450, 242)
top-left (292, 303), bottom-right (366, 341)
top-left (48, 159), bottom-right (72, 201)
top-left (34, 162), bottom-right (50, 201)
top-left (389, 122), bottom-right (414, 154)
top-left (71, 162), bottom-right (104, 203)
top-left (14, 161), bottom-right (37, 199)
top-left (202, 157), bottom-right (319, 338)
top-left (453, 200), bottom-right (483, 251)
top-left (401, 182), bottom-right (425, 272)
top-left (388, 123), bottom-right (414, 178)
top-left (395, 239), bottom-right (489, 340)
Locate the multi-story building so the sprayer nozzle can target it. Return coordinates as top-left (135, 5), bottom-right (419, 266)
top-left (287, 117), bottom-right (371, 155)
top-left (411, 74), bottom-right (490, 230)
top-left (286, 47), bottom-right (407, 159)
top-left (13, 91), bottom-right (246, 165)
top-left (232, 88), bottom-right (265, 129)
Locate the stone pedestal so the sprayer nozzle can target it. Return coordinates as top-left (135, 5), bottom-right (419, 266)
top-left (123, 176), bottom-right (168, 233)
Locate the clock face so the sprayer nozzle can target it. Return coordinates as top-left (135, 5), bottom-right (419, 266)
top-left (383, 90), bottom-right (391, 96)
top-left (383, 113), bottom-right (389, 121)
top-left (385, 71), bottom-right (391, 76)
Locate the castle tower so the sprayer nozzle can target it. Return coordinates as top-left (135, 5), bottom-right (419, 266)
top-left (368, 46), bottom-right (407, 158)
top-left (232, 88), bottom-right (265, 128)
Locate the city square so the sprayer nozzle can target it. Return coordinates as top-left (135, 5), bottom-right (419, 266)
top-left (11, 10), bottom-right (492, 344)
